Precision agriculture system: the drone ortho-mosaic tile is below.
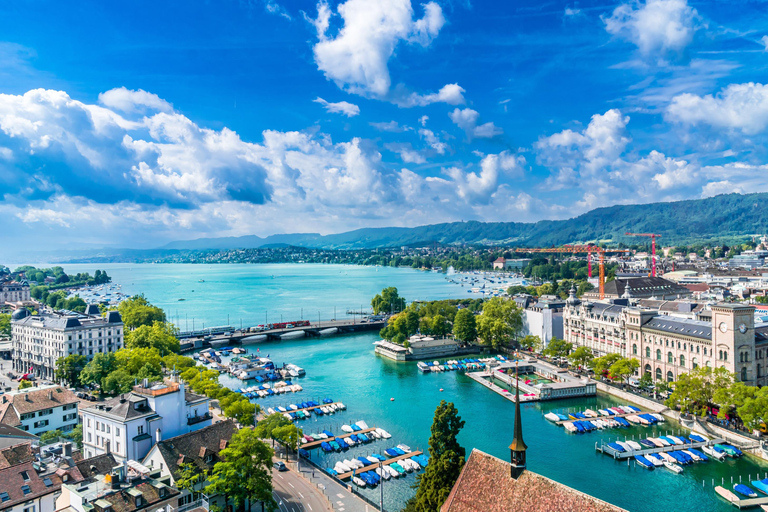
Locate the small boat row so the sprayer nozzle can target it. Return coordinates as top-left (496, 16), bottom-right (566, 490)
top-left (267, 400), bottom-right (346, 420)
top-left (631, 449), bottom-right (709, 472)
top-left (239, 381), bottom-right (302, 398)
top-left (418, 359), bottom-right (487, 373)
top-left (563, 417), bottom-right (631, 432)
top-left (319, 431), bottom-right (377, 451)
top-left (607, 434), bottom-right (716, 454)
top-left (328, 451), bottom-right (430, 487)
top-left (545, 405), bottom-right (643, 423)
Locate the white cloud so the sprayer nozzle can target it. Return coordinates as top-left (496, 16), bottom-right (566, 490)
top-left (603, 0), bottom-right (700, 59)
top-left (369, 120), bottom-right (409, 132)
top-left (418, 128), bottom-right (448, 154)
top-left (564, 7), bottom-right (582, 17)
top-left (385, 142), bottom-right (426, 164)
top-left (310, 0), bottom-right (462, 106)
top-left (701, 180), bottom-right (743, 197)
top-left (445, 151), bottom-right (525, 203)
top-left (449, 108), bottom-right (503, 139)
top-left (762, 35), bottom-right (768, 51)
top-left (666, 82), bottom-right (768, 135)
top-left (98, 87), bottom-right (173, 114)
top-left (418, 115), bottom-right (429, 127)
top-left (264, 0), bottom-right (292, 20)
top-left (313, 96), bottom-right (360, 117)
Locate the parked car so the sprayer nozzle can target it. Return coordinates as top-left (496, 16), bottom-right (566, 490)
top-left (273, 461), bottom-right (287, 472)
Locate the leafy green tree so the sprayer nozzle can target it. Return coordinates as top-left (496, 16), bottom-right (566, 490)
top-left (205, 428), bottom-right (277, 512)
top-left (608, 357), bottom-right (640, 386)
top-left (665, 366), bottom-right (734, 416)
top-left (713, 381), bottom-right (757, 420)
top-left (405, 401), bottom-right (465, 512)
top-left (430, 314), bottom-right (449, 337)
top-left (254, 413), bottom-right (292, 441)
top-left (576, 281), bottom-right (595, 297)
top-left (118, 294), bottom-right (166, 329)
top-left (125, 321), bottom-right (180, 355)
top-left (476, 298), bottom-right (523, 350)
top-left (223, 399), bottom-right (257, 426)
top-left (568, 346), bottom-right (594, 369)
top-left (66, 424), bottom-right (83, 448)
top-left (18, 380), bottom-right (33, 389)
top-left (371, 287), bottom-right (406, 315)
top-left (80, 352), bottom-right (117, 389)
top-left (406, 309), bottom-right (420, 335)
top-left (162, 353), bottom-right (197, 371)
top-left (176, 462), bottom-right (207, 495)
top-left (542, 337), bottom-right (572, 359)
top-left (273, 424), bottom-right (302, 456)
top-left (737, 387), bottom-right (768, 431)
top-left (452, 309), bottom-right (477, 342)
top-left (638, 372), bottom-right (653, 389)
top-left (114, 347), bottom-right (163, 375)
top-left (518, 334), bottom-right (542, 352)
top-left (39, 429), bottom-right (63, 444)
top-left (592, 353), bottom-right (622, 376)
top-left (102, 369), bottom-right (136, 395)
top-left (0, 313), bottom-right (10, 338)
top-left (54, 355), bottom-right (88, 386)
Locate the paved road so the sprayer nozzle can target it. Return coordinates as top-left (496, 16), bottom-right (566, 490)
top-left (272, 463), bottom-right (332, 512)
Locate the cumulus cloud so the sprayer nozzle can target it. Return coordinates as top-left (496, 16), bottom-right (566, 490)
top-left (448, 108), bottom-right (503, 140)
top-left (370, 120), bottom-right (409, 132)
top-left (762, 35), bottom-right (768, 51)
top-left (385, 142), bottom-right (426, 164)
top-left (445, 151), bottom-right (525, 203)
top-left (418, 128), bottom-right (448, 154)
top-left (603, 0), bottom-right (700, 59)
top-left (98, 87), bottom-right (173, 114)
top-left (666, 82), bottom-right (768, 135)
top-left (313, 96), bottom-right (360, 117)
top-left (310, 0), bottom-right (463, 106)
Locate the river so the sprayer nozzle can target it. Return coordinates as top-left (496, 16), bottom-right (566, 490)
top-left (40, 263), bottom-right (768, 511)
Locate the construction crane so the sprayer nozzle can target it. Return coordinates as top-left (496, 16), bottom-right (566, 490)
top-left (625, 233), bottom-right (662, 277)
top-left (515, 245), bottom-right (630, 300)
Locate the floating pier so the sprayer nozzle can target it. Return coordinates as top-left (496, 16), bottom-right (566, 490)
top-left (597, 437), bottom-right (725, 459)
top-left (715, 486), bottom-right (768, 509)
top-left (554, 410), bottom-right (652, 426)
top-left (335, 450), bottom-right (424, 480)
top-left (302, 427), bottom-right (379, 449)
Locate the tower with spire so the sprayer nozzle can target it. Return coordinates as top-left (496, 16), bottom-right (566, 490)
top-left (509, 361), bottom-right (527, 479)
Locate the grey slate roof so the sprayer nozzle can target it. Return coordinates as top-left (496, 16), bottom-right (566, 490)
top-left (86, 394), bottom-right (154, 422)
top-left (587, 303), bottom-right (624, 319)
top-left (603, 277), bottom-right (691, 298)
top-left (152, 420), bottom-right (237, 481)
top-left (643, 317), bottom-right (712, 340)
top-left (75, 453), bottom-right (117, 479)
top-left (12, 310), bottom-right (122, 329)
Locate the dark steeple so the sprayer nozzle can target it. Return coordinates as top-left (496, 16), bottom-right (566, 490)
top-left (509, 360), bottom-right (527, 479)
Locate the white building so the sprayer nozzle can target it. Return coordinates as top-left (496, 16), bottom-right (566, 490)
top-left (80, 379), bottom-right (211, 462)
top-left (0, 385), bottom-right (79, 435)
top-left (11, 306), bottom-right (123, 380)
top-left (514, 296), bottom-right (564, 347)
top-left (0, 281), bottom-right (30, 304)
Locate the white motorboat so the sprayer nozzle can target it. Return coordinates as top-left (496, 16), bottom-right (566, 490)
top-left (545, 412), bottom-right (561, 422)
top-left (703, 445), bottom-right (726, 461)
top-left (626, 441), bottom-right (643, 451)
top-left (660, 452), bottom-right (676, 463)
top-left (356, 421), bottom-right (370, 430)
top-left (346, 437), bottom-right (356, 446)
top-left (376, 428), bottom-right (391, 439)
top-left (385, 465), bottom-right (400, 478)
top-left (646, 454), bottom-right (663, 467)
top-left (352, 476), bottom-right (366, 487)
top-left (667, 436), bottom-right (685, 445)
top-left (682, 450), bottom-right (701, 462)
top-left (376, 467), bottom-right (391, 480)
top-left (616, 441), bottom-right (632, 452)
top-left (657, 438), bottom-right (671, 447)
top-left (336, 402), bottom-right (346, 410)
top-left (563, 422), bottom-right (578, 433)
top-left (664, 461), bottom-right (684, 474)
top-left (341, 425), bottom-right (354, 433)
top-left (367, 456), bottom-right (379, 464)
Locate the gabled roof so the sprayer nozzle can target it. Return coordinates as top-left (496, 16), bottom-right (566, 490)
top-left (0, 442), bottom-right (34, 469)
top-left (440, 449), bottom-right (626, 512)
top-left (0, 386), bottom-right (79, 418)
top-left (75, 453), bottom-right (117, 479)
top-left (0, 460), bottom-right (63, 511)
top-left (151, 420), bottom-right (237, 481)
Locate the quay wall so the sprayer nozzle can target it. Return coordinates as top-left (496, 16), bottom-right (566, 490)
top-left (594, 382), bottom-right (675, 417)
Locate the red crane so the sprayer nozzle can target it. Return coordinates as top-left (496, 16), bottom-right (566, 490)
top-left (625, 232), bottom-right (662, 277)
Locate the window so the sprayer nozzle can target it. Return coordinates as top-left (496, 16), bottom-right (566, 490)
top-left (106, 425), bottom-right (110, 434)
top-left (633, 344), bottom-right (637, 355)
top-left (646, 347), bottom-right (651, 358)
top-left (96, 435), bottom-right (101, 445)
top-left (138, 426), bottom-right (144, 435)
top-left (724, 351), bottom-right (728, 361)
top-left (20, 470), bottom-right (29, 481)
top-left (692, 357), bottom-right (698, 370)
top-left (96, 421), bottom-right (100, 430)
top-left (656, 349), bottom-right (661, 361)
top-left (116, 442), bottom-right (120, 453)
top-left (39, 408), bottom-right (52, 416)
top-left (667, 371), bottom-right (674, 382)
top-left (719, 350), bottom-right (723, 360)
top-left (0, 492), bottom-right (8, 502)
top-left (21, 485), bottom-right (31, 495)
top-left (88, 433), bottom-right (92, 442)
top-left (116, 428), bottom-right (120, 436)
top-left (655, 367), bottom-right (662, 381)
top-left (680, 355), bottom-right (685, 367)
top-left (668, 352), bottom-right (673, 364)
top-left (20, 412), bottom-right (35, 420)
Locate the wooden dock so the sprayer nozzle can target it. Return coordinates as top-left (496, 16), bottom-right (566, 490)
top-left (336, 450), bottom-right (423, 480)
top-left (597, 437), bottom-right (724, 459)
top-left (715, 485), bottom-right (768, 509)
top-left (302, 427), bottom-right (378, 449)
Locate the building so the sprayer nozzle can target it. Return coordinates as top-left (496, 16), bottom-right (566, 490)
top-left (562, 287), bottom-right (768, 385)
top-left (56, 459), bottom-right (179, 512)
top-left (515, 295), bottom-right (564, 346)
top-left (0, 281), bottom-right (31, 305)
top-left (730, 250), bottom-right (768, 269)
top-left (441, 371), bottom-right (624, 512)
top-left (11, 307), bottom-right (124, 380)
top-left (581, 276), bottom-right (692, 301)
top-left (493, 258), bottom-right (531, 271)
top-left (0, 424), bottom-right (38, 449)
top-left (374, 335), bottom-right (476, 361)
top-left (0, 385), bottom-right (79, 435)
top-left (143, 421), bottom-right (238, 512)
top-left (80, 379), bottom-right (211, 462)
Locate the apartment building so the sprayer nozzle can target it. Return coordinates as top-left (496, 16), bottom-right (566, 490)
top-left (0, 385), bottom-right (79, 435)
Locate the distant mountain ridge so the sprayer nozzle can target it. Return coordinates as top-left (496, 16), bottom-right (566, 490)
top-left (161, 193), bottom-right (768, 250)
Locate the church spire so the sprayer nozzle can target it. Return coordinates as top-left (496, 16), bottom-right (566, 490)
top-left (509, 360), bottom-right (527, 479)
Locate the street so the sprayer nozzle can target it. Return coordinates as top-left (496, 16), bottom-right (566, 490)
top-left (271, 465), bottom-right (332, 512)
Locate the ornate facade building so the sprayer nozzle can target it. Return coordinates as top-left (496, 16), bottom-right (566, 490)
top-left (563, 286), bottom-right (768, 386)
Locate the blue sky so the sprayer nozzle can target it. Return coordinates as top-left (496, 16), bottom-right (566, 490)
top-left (1, 0), bottom-right (768, 255)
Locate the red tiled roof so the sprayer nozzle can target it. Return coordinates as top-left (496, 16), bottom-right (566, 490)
top-left (441, 449), bottom-right (626, 512)
top-left (685, 284), bottom-right (710, 292)
top-left (0, 461), bottom-right (63, 511)
top-left (0, 442), bottom-right (34, 469)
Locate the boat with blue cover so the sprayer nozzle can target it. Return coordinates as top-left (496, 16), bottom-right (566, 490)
top-left (384, 448), bottom-right (399, 457)
top-left (634, 455), bottom-right (654, 469)
top-left (751, 478), bottom-right (768, 495)
top-left (371, 453), bottom-right (386, 461)
top-left (320, 441), bottom-right (332, 452)
top-left (330, 441), bottom-right (340, 451)
top-left (323, 430), bottom-right (334, 437)
top-left (734, 484), bottom-right (758, 498)
top-left (688, 448), bottom-right (708, 461)
top-left (607, 442), bottom-right (625, 452)
top-left (716, 444), bottom-right (743, 457)
top-left (689, 434), bottom-right (707, 443)
top-left (337, 438), bottom-right (349, 449)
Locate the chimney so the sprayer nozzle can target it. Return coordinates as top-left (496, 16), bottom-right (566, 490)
top-left (63, 442), bottom-right (72, 457)
top-left (48, 391), bottom-right (53, 400)
top-left (155, 428), bottom-right (162, 444)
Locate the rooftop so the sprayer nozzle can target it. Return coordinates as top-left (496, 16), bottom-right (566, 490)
top-left (0, 386), bottom-right (79, 427)
top-left (153, 420), bottom-right (237, 480)
top-left (0, 460), bottom-right (64, 511)
top-left (643, 316), bottom-right (712, 339)
top-left (12, 310), bottom-right (122, 329)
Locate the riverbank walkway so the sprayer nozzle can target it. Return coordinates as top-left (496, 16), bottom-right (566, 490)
top-left (335, 450), bottom-right (424, 480)
top-left (465, 371), bottom-right (537, 402)
top-left (302, 427), bottom-right (379, 449)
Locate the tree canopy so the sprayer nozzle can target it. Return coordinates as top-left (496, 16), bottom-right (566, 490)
top-left (125, 321), bottom-right (180, 355)
top-left (452, 309), bottom-right (477, 342)
top-left (476, 298), bottom-right (523, 350)
top-left (118, 295), bottom-right (166, 329)
top-left (665, 366), bottom-right (734, 416)
top-left (568, 346), bottom-right (594, 369)
top-left (371, 287), bottom-right (406, 315)
top-left (54, 355), bottom-right (88, 386)
top-left (541, 337), bottom-right (572, 359)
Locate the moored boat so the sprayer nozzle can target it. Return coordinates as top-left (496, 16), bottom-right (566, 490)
top-left (663, 461), bottom-right (683, 474)
top-left (634, 455), bottom-right (654, 469)
top-left (734, 484), bottom-right (758, 498)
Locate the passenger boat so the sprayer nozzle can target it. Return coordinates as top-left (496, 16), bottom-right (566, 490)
top-left (663, 461), bottom-right (684, 474)
top-left (734, 484), bottom-right (759, 498)
top-left (634, 455), bottom-right (654, 469)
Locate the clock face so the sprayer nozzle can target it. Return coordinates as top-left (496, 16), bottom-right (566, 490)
top-left (719, 322), bottom-right (728, 333)
top-left (739, 323), bottom-right (747, 334)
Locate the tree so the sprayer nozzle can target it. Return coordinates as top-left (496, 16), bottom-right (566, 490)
top-left (66, 424), bottom-right (83, 448)
top-left (609, 358), bottom-right (640, 386)
top-left (519, 335), bottom-right (542, 353)
top-left (406, 309), bottom-right (420, 335)
top-left (665, 366), bottom-right (735, 416)
top-left (273, 424), bottom-right (301, 456)
top-left (80, 352), bottom-right (117, 389)
top-left (737, 387), bottom-right (768, 431)
top-left (430, 314), bottom-right (449, 338)
top-left (114, 347), bottom-right (163, 376)
top-left (542, 337), bottom-right (572, 359)
top-left (0, 313), bottom-right (10, 338)
top-left (101, 369), bottom-right (136, 395)
top-left (205, 428), bottom-right (276, 512)
top-left (371, 287), bottom-right (406, 315)
top-left (223, 399), bottom-right (257, 426)
top-left (125, 321), bottom-right (180, 355)
top-left (638, 372), bottom-right (653, 389)
top-left (54, 355), bottom-right (88, 386)
top-left (568, 346), bottom-right (594, 369)
top-left (713, 381), bottom-right (757, 420)
top-left (39, 429), bottom-right (63, 444)
top-left (476, 298), bottom-right (523, 350)
top-left (254, 413), bottom-right (292, 441)
top-left (162, 353), bottom-right (197, 371)
top-left (405, 401), bottom-right (465, 512)
top-left (176, 462), bottom-right (207, 496)
top-left (452, 309), bottom-right (477, 342)
top-left (118, 295), bottom-right (166, 329)
top-left (18, 380), bottom-right (33, 389)
top-left (592, 353), bottom-right (622, 377)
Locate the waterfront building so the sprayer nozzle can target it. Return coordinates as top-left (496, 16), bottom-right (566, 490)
top-left (441, 367), bottom-right (624, 512)
top-left (374, 335), bottom-right (475, 361)
top-left (581, 276), bottom-right (691, 301)
top-left (0, 384), bottom-right (79, 435)
top-left (515, 295), bottom-right (564, 346)
top-left (10, 307), bottom-right (124, 380)
top-left (55, 458), bottom-right (179, 512)
top-left (80, 378), bottom-right (211, 462)
top-left (0, 281), bottom-right (31, 305)
top-left (143, 420), bottom-right (238, 512)
top-left (563, 287), bottom-right (768, 385)
top-left (493, 258), bottom-right (531, 270)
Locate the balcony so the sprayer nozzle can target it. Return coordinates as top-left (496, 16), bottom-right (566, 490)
top-left (187, 412), bottom-right (212, 426)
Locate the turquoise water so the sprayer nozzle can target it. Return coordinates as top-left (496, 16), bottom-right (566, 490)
top-left (44, 264), bottom-right (768, 511)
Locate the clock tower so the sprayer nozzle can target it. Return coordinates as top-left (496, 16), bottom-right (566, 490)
top-left (711, 304), bottom-right (755, 383)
